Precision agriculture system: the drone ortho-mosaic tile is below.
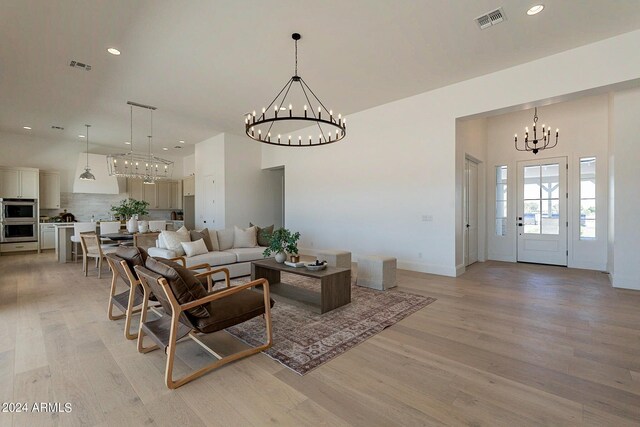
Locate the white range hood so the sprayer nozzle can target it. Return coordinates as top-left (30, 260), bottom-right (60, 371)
top-left (73, 153), bottom-right (120, 194)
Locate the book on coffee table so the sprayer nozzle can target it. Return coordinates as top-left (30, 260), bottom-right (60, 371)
top-left (284, 261), bottom-right (305, 268)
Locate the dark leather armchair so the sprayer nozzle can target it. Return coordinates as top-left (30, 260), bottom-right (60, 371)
top-left (134, 257), bottom-right (274, 389)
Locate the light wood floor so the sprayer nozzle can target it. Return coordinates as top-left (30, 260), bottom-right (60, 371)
top-left (1, 252), bottom-right (639, 426)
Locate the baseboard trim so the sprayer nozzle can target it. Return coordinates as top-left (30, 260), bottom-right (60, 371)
top-left (611, 273), bottom-right (640, 290)
top-left (300, 248), bottom-right (457, 277)
top-left (455, 264), bottom-right (466, 276)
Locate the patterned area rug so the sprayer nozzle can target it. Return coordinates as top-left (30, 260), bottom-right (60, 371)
top-left (225, 272), bottom-right (436, 375)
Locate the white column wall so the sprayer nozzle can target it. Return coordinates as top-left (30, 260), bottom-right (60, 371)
top-left (262, 30), bottom-right (640, 277)
top-left (611, 87), bottom-right (640, 290)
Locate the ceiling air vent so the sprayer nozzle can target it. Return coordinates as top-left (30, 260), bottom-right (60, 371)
top-left (476, 7), bottom-right (506, 30)
top-left (69, 60), bottom-right (92, 71)
top-left (51, 125), bottom-right (64, 130)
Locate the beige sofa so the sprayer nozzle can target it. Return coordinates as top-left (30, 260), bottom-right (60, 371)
top-left (147, 227), bottom-right (270, 279)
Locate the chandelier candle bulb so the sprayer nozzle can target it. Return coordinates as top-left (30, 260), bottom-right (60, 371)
top-left (267, 132), bottom-right (271, 142)
top-left (304, 105), bottom-right (307, 117)
top-left (288, 135), bottom-right (291, 145)
top-left (298, 136), bottom-right (302, 145)
top-left (289, 104), bottom-right (292, 117)
top-left (278, 134), bottom-right (281, 143)
top-left (318, 106), bottom-right (322, 119)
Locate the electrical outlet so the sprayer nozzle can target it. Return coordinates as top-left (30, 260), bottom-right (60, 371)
top-left (418, 252), bottom-right (422, 258)
top-left (421, 215), bottom-right (433, 222)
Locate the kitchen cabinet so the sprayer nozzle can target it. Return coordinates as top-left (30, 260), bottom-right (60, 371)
top-left (157, 181), bottom-right (182, 209)
top-left (39, 171), bottom-right (60, 209)
top-left (40, 224), bottom-right (56, 250)
top-left (127, 178), bottom-right (144, 201)
top-left (183, 175), bottom-right (195, 196)
top-left (127, 178), bottom-right (180, 209)
top-left (0, 167), bottom-right (38, 199)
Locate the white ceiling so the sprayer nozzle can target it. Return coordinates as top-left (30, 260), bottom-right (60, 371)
top-left (1, 0), bottom-right (640, 155)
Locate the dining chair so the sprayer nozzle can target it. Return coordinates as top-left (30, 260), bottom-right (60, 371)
top-left (133, 232), bottom-right (161, 251)
top-left (99, 221), bottom-right (122, 247)
top-left (71, 222), bottom-right (97, 262)
top-left (80, 232), bottom-right (118, 278)
top-left (148, 221), bottom-right (167, 232)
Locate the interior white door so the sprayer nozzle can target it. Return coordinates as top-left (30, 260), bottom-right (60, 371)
top-left (464, 158), bottom-right (479, 266)
top-left (517, 156), bottom-right (567, 266)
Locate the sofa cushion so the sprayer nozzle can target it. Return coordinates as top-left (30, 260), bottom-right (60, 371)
top-left (160, 229), bottom-right (190, 256)
top-left (250, 223), bottom-right (274, 247)
top-left (216, 228), bottom-right (234, 251)
top-left (225, 247), bottom-right (268, 263)
top-left (144, 257), bottom-right (210, 318)
top-left (190, 228), bottom-right (215, 251)
top-left (192, 289), bottom-right (274, 334)
top-left (234, 226), bottom-right (257, 248)
top-left (181, 238), bottom-right (209, 258)
top-left (182, 250), bottom-right (237, 268)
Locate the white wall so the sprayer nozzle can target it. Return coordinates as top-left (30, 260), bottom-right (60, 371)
top-left (195, 133), bottom-right (225, 229)
top-left (262, 29), bottom-right (640, 277)
top-left (183, 154), bottom-right (195, 176)
top-left (485, 94), bottom-right (609, 271)
top-left (194, 133), bottom-right (282, 231)
top-left (611, 87), bottom-right (640, 290)
top-left (456, 118), bottom-right (488, 271)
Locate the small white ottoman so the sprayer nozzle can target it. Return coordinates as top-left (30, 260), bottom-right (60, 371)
top-left (357, 255), bottom-right (397, 290)
top-left (317, 249), bottom-right (352, 269)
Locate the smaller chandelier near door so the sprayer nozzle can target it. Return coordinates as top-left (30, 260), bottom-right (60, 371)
top-left (514, 107), bottom-right (558, 154)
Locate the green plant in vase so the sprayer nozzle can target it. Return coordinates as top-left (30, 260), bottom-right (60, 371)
top-left (263, 228), bottom-right (300, 263)
top-left (110, 198), bottom-right (150, 220)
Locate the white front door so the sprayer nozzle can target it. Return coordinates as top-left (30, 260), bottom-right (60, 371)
top-left (517, 156), bottom-right (567, 266)
top-left (464, 158), bottom-right (479, 266)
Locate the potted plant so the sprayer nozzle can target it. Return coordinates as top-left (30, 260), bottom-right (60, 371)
top-left (263, 228), bottom-right (300, 263)
top-left (110, 198), bottom-right (150, 232)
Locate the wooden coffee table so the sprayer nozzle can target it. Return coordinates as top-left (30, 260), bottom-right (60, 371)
top-left (251, 258), bottom-right (351, 314)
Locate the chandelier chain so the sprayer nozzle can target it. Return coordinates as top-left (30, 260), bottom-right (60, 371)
top-left (294, 38), bottom-right (298, 76)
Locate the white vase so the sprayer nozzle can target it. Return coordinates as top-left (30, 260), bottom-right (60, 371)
top-left (275, 252), bottom-right (287, 263)
top-left (138, 221), bottom-right (149, 233)
top-left (127, 217), bottom-right (138, 233)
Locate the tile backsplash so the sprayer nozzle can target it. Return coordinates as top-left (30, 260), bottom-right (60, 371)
top-left (40, 192), bottom-right (176, 221)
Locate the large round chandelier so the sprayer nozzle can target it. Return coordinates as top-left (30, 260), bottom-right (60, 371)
top-left (245, 33), bottom-right (346, 147)
top-left (106, 101), bottom-right (174, 182)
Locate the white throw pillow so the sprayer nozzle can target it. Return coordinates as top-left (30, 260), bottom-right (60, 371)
top-left (181, 238), bottom-right (208, 258)
top-left (233, 225), bottom-right (257, 248)
top-left (217, 228), bottom-right (235, 251)
top-left (160, 229), bottom-right (190, 256)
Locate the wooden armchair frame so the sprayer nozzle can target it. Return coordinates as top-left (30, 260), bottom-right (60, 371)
top-left (135, 266), bottom-right (273, 389)
top-left (106, 255), bottom-right (212, 340)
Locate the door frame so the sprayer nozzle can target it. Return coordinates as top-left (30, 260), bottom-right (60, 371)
top-left (516, 156), bottom-right (568, 266)
top-left (463, 155), bottom-right (484, 267)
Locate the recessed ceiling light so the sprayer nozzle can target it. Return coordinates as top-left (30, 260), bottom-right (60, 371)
top-left (78, 134), bottom-right (85, 138)
top-left (23, 126), bottom-right (32, 130)
top-left (179, 140), bottom-right (185, 143)
top-left (162, 147), bottom-right (168, 151)
top-left (124, 141), bottom-right (131, 145)
top-left (107, 47), bottom-right (121, 55)
top-left (527, 4), bottom-right (544, 15)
